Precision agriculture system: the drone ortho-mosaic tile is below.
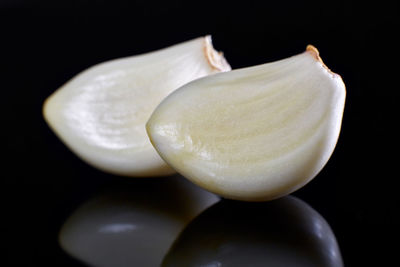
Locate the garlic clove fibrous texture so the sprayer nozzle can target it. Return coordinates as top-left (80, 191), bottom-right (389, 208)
top-left (43, 36), bottom-right (230, 177)
top-left (147, 45), bottom-right (346, 201)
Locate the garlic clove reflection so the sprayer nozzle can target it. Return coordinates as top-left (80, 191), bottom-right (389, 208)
top-left (59, 175), bottom-right (219, 267)
top-left (162, 196), bottom-right (343, 267)
top-left (147, 46), bottom-right (346, 200)
top-left (43, 36), bottom-right (230, 177)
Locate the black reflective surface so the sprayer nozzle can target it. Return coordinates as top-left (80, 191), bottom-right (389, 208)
top-left (58, 176), bottom-right (219, 267)
top-left (163, 196), bottom-right (343, 267)
top-left (59, 188), bottom-right (342, 267)
top-left (2, 1), bottom-right (398, 267)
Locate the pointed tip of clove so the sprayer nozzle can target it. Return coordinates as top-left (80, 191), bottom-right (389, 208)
top-left (306, 44), bottom-right (322, 61)
top-left (306, 44), bottom-right (341, 79)
top-left (203, 36), bottom-right (231, 72)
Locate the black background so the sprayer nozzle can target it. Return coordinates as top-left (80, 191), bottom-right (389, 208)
top-left (2, 1), bottom-right (399, 266)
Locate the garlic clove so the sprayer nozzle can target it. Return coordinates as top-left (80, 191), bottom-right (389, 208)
top-left (59, 175), bottom-right (219, 267)
top-left (147, 45), bottom-right (345, 201)
top-left (162, 196), bottom-right (343, 267)
top-left (43, 36), bottom-right (230, 177)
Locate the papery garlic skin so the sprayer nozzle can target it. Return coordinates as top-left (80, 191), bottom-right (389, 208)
top-left (43, 36), bottom-right (230, 177)
top-left (147, 46), bottom-right (345, 201)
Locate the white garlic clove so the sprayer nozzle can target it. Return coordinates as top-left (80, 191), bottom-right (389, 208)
top-left (59, 175), bottom-right (219, 267)
top-left (147, 46), bottom-right (345, 201)
top-left (43, 36), bottom-right (230, 177)
top-left (162, 196), bottom-right (343, 267)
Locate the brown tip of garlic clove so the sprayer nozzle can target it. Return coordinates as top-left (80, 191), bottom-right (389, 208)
top-left (306, 44), bottom-right (321, 61)
top-left (204, 35), bottom-right (231, 72)
top-left (306, 44), bottom-right (339, 78)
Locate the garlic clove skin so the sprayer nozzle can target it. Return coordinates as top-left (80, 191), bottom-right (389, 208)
top-left (59, 175), bottom-right (219, 267)
top-left (147, 46), bottom-right (345, 201)
top-left (162, 196), bottom-right (343, 267)
top-left (43, 36), bottom-right (230, 177)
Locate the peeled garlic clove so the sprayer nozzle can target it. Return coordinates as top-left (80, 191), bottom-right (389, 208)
top-left (59, 175), bottom-right (219, 267)
top-left (43, 36), bottom-right (230, 177)
top-left (162, 196), bottom-right (343, 267)
top-left (147, 45), bottom-right (345, 201)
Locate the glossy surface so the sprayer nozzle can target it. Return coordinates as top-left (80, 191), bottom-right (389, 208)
top-left (59, 176), bottom-right (219, 267)
top-left (163, 196), bottom-right (343, 267)
top-left (43, 36), bottom-right (230, 177)
top-left (147, 47), bottom-right (346, 200)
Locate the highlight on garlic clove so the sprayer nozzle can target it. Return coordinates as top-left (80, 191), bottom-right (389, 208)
top-left (59, 175), bottom-right (219, 267)
top-left (147, 45), bottom-right (346, 201)
top-left (43, 36), bottom-right (231, 177)
top-left (162, 196), bottom-right (343, 267)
